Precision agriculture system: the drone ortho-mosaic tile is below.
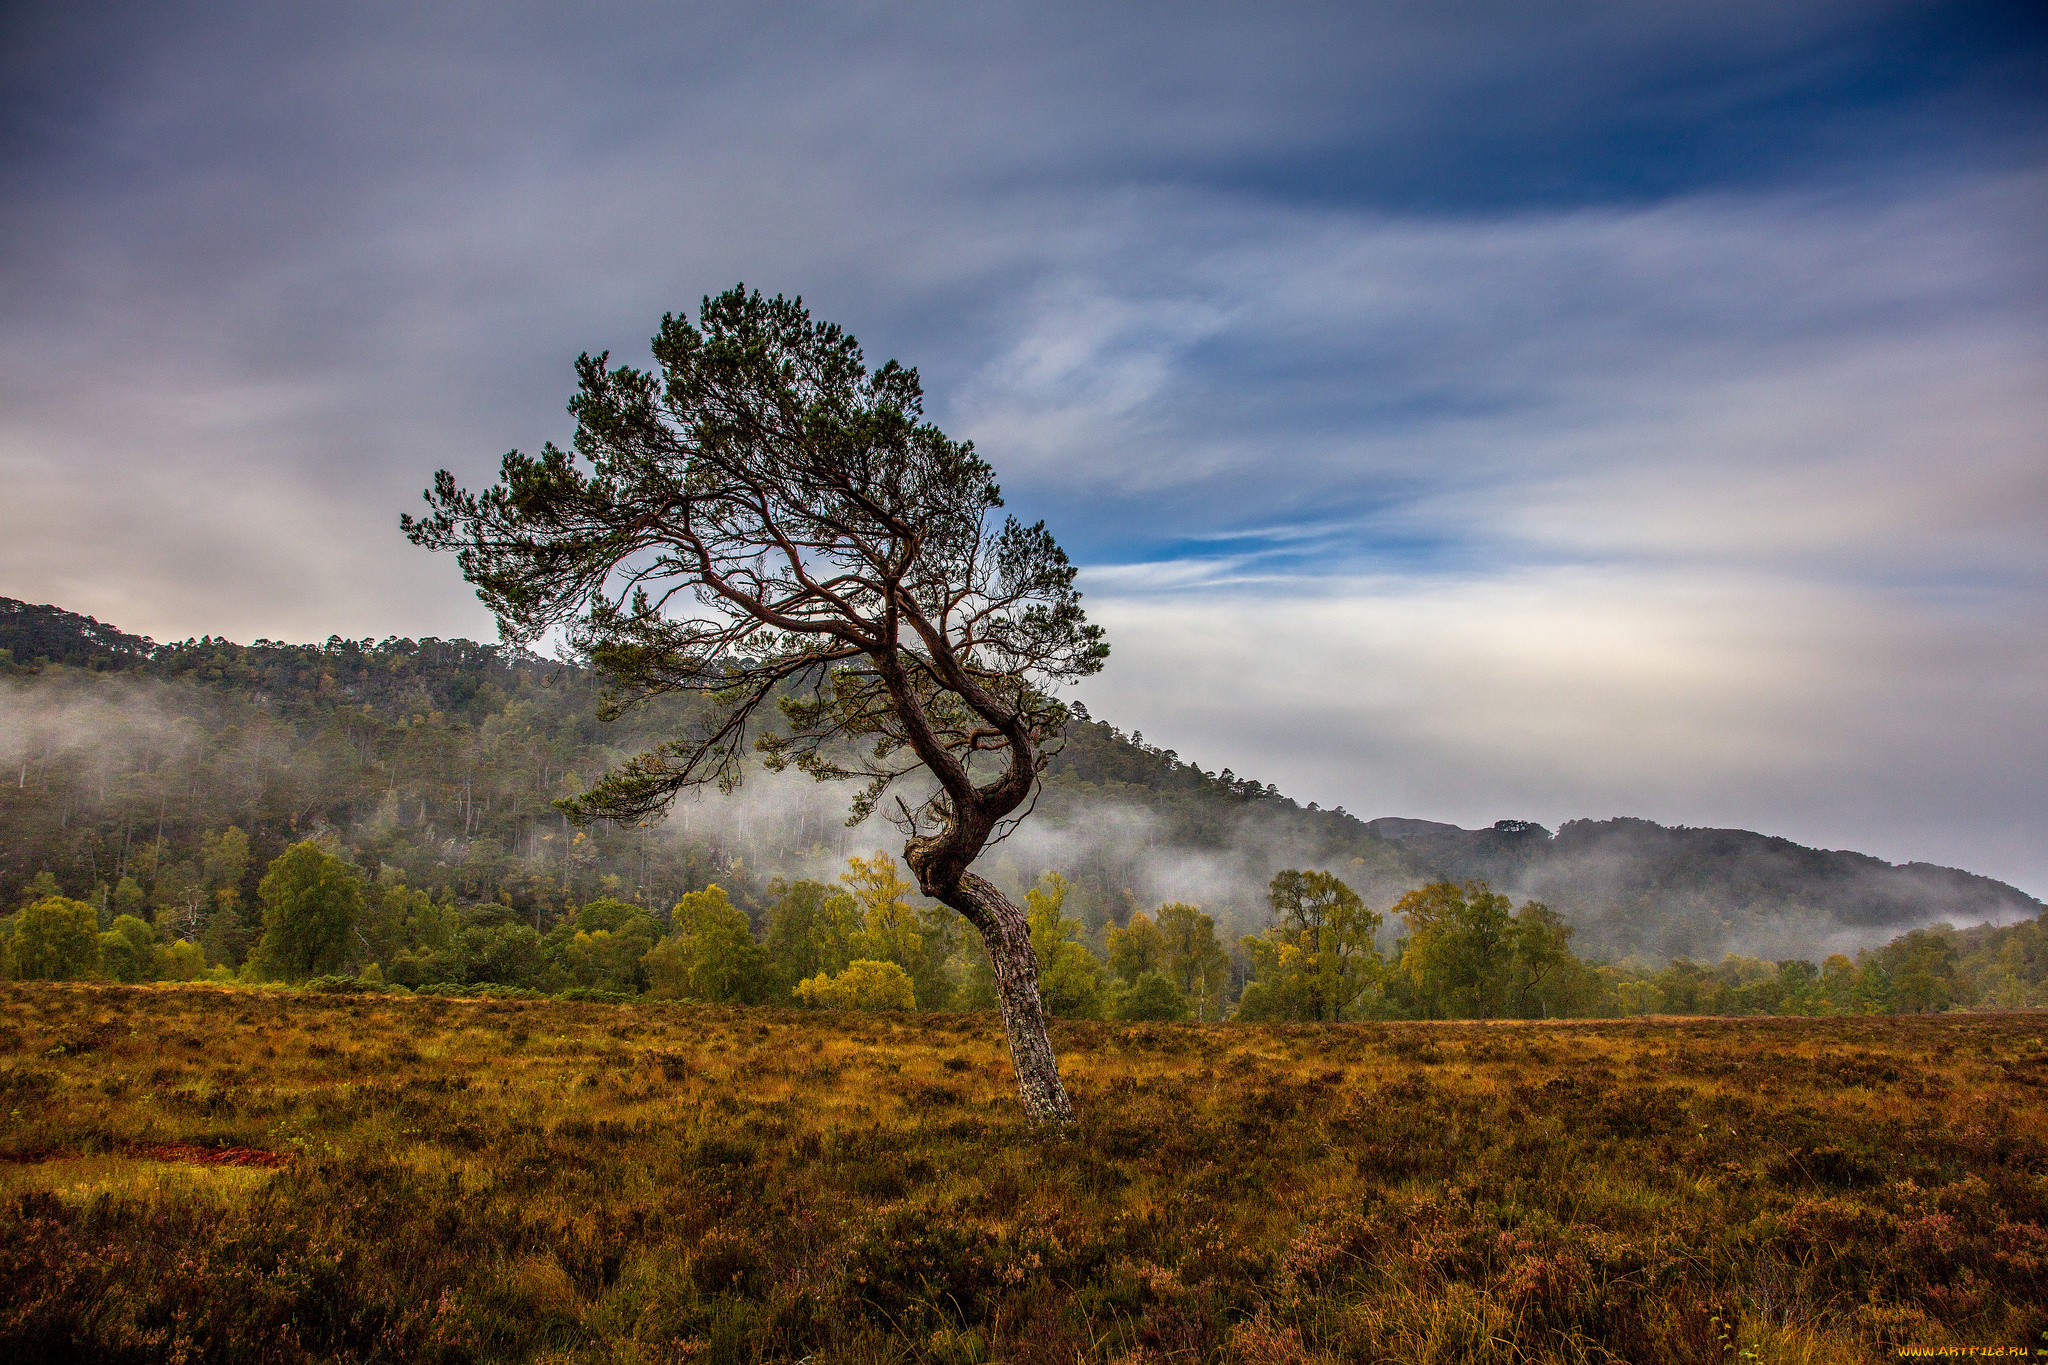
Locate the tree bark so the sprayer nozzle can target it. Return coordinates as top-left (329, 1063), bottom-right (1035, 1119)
top-left (929, 869), bottom-right (1075, 1123)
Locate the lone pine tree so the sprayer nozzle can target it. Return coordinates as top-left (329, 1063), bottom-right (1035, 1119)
top-left (404, 286), bottom-right (1107, 1121)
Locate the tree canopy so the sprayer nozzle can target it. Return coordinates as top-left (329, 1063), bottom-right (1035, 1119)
top-left (10, 896), bottom-right (101, 981)
top-left (256, 841), bottom-right (363, 981)
top-left (404, 288), bottom-right (1108, 1120)
top-left (1237, 870), bottom-right (1383, 1022)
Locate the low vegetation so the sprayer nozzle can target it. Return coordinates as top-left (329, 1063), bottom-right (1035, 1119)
top-left (3, 981), bottom-right (2043, 1362)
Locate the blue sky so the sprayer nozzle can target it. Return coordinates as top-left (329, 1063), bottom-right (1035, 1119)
top-left (2, 1), bottom-right (2043, 891)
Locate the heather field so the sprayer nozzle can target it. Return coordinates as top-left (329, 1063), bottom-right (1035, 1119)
top-left (2, 984), bottom-right (2044, 1364)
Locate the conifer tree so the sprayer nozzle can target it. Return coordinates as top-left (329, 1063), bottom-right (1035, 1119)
top-left (405, 288), bottom-right (1107, 1119)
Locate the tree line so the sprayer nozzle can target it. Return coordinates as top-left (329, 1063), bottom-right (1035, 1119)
top-left (5, 837), bottom-right (2030, 1018)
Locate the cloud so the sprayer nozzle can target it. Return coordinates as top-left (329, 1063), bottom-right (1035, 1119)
top-left (1074, 565), bottom-right (2048, 895)
top-left (0, 1), bottom-right (2039, 891)
top-left (926, 169), bottom-right (2047, 900)
top-left (947, 173), bottom-right (2045, 566)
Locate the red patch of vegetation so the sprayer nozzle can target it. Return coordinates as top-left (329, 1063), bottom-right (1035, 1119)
top-left (2, 1143), bottom-right (287, 1169)
top-left (128, 1143), bottom-right (288, 1168)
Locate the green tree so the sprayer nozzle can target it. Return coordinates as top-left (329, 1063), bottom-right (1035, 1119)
top-left (99, 913), bottom-right (159, 983)
top-left (1154, 901), bottom-right (1230, 1020)
top-left (461, 922), bottom-right (551, 988)
top-left (1820, 953), bottom-right (1864, 1013)
top-left (841, 852), bottom-right (923, 968)
top-left (838, 852), bottom-right (957, 1011)
top-left (1397, 880), bottom-right (1515, 1019)
top-left (255, 841), bottom-right (363, 981)
top-left (112, 876), bottom-right (147, 922)
top-left (359, 875), bottom-right (457, 968)
top-left (158, 938), bottom-right (208, 981)
top-left (1653, 958), bottom-right (1716, 1014)
top-left (1768, 959), bottom-right (1824, 1015)
top-left (200, 826), bottom-right (250, 895)
top-left (764, 879), bottom-right (836, 994)
top-left (1869, 927), bottom-right (1969, 1013)
top-left (575, 896), bottom-right (648, 934)
top-left (1026, 872), bottom-right (1110, 1019)
top-left (152, 859), bottom-right (206, 940)
top-left (406, 287), bottom-right (1107, 1121)
top-left (11, 896), bottom-right (102, 980)
top-left (1112, 971), bottom-right (1188, 1021)
top-left (564, 930), bottom-right (649, 992)
top-left (1238, 870), bottom-right (1382, 1022)
top-left (1502, 900), bottom-right (1584, 1018)
top-left (551, 894), bottom-right (663, 991)
top-left (1106, 912), bottom-right (1166, 983)
top-left (643, 883), bottom-right (766, 1002)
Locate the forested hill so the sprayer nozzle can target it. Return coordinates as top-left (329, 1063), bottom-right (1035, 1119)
top-left (2, 596), bottom-right (2037, 964)
top-left (1020, 713), bottom-right (2041, 957)
top-left (1363, 817), bottom-right (2043, 963)
top-left (1, 598), bottom-right (154, 669)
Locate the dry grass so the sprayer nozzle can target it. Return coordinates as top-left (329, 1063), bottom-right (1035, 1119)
top-left (2, 983), bottom-right (2043, 1363)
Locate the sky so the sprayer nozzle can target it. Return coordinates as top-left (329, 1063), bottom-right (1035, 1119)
top-left (2, 1), bottom-right (2044, 892)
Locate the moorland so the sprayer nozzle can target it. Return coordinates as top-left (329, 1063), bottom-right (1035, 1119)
top-left (3, 981), bottom-right (2044, 1364)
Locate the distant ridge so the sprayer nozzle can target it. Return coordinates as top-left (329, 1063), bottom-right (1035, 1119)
top-left (1359, 814), bottom-right (2042, 961)
top-left (0, 598), bottom-right (154, 669)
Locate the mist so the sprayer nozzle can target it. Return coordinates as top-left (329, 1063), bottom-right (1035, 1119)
top-left (6, 657), bottom-right (2034, 971)
top-left (648, 762), bottom-right (2044, 968)
top-left (2, 676), bottom-right (202, 804)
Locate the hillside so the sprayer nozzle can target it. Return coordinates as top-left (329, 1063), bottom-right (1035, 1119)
top-left (1365, 816), bottom-right (2043, 962)
top-left (1030, 719), bottom-right (2041, 959)
top-left (3, 596), bottom-right (2038, 967)
top-left (0, 599), bottom-right (153, 669)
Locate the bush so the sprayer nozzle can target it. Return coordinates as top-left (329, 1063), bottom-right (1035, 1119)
top-left (1113, 971), bottom-right (1190, 1022)
top-left (385, 946), bottom-right (462, 989)
top-left (11, 897), bottom-right (101, 980)
top-left (412, 982), bottom-right (546, 1000)
top-left (793, 959), bottom-right (916, 1011)
top-left (305, 975), bottom-right (382, 995)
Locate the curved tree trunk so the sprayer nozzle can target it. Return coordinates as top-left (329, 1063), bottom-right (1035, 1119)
top-left (930, 870), bottom-right (1075, 1123)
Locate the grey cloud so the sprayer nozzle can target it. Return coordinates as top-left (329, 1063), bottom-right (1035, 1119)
top-left (0, 2), bottom-right (2038, 894)
top-left (1075, 569), bottom-right (2048, 895)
